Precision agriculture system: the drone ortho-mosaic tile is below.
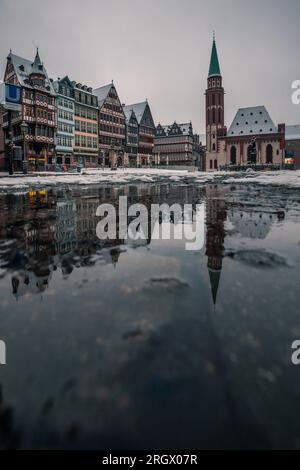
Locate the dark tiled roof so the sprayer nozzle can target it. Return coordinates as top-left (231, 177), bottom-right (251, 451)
top-left (7, 51), bottom-right (56, 96)
top-left (228, 106), bottom-right (277, 136)
top-left (123, 101), bottom-right (148, 124)
top-left (93, 83), bottom-right (113, 107)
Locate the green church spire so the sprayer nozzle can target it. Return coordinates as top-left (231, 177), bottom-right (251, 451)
top-left (208, 33), bottom-right (221, 78)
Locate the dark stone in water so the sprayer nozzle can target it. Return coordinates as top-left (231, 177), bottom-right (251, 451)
top-left (123, 329), bottom-right (144, 341)
top-left (226, 249), bottom-right (291, 268)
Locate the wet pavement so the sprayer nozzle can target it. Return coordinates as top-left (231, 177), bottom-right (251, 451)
top-left (0, 181), bottom-right (300, 449)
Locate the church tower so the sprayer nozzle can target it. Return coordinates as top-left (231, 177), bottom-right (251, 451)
top-left (205, 35), bottom-right (226, 169)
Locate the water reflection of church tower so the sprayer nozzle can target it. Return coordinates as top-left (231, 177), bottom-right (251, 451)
top-left (205, 185), bottom-right (227, 305)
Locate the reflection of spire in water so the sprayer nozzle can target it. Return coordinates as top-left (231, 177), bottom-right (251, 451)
top-left (208, 268), bottom-right (221, 306)
top-left (205, 185), bottom-right (227, 306)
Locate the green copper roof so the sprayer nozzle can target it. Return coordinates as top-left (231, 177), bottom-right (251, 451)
top-left (208, 38), bottom-right (221, 77)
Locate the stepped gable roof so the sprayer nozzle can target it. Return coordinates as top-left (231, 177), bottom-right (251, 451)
top-left (157, 122), bottom-right (193, 136)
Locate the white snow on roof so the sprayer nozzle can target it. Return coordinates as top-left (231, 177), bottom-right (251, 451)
top-left (228, 106), bottom-right (277, 136)
top-left (123, 107), bottom-right (137, 123)
top-left (8, 53), bottom-right (56, 96)
top-left (93, 83), bottom-right (113, 107)
top-left (123, 102), bottom-right (147, 124)
top-left (159, 122), bottom-right (192, 136)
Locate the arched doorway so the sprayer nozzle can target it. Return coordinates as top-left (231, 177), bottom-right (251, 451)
top-left (230, 146), bottom-right (237, 165)
top-left (266, 144), bottom-right (273, 164)
top-left (65, 156), bottom-right (71, 165)
top-left (117, 156), bottom-right (123, 167)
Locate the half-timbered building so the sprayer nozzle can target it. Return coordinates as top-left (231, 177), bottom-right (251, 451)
top-left (154, 121), bottom-right (201, 166)
top-left (125, 101), bottom-right (155, 166)
top-left (2, 49), bottom-right (56, 170)
top-left (94, 82), bottom-right (126, 168)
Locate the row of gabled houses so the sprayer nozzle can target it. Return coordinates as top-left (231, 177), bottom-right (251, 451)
top-left (0, 49), bottom-right (203, 172)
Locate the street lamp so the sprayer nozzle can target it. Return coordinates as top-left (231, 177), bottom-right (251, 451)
top-left (20, 122), bottom-right (29, 174)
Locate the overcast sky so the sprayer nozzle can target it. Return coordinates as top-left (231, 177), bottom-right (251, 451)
top-left (0, 0), bottom-right (299, 134)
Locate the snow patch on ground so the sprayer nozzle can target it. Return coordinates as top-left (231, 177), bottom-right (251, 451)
top-left (0, 168), bottom-right (300, 193)
top-left (222, 171), bottom-right (300, 189)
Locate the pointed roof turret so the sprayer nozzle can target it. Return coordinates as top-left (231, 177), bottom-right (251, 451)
top-left (208, 34), bottom-right (221, 78)
top-left (31, 48), bottom-right (44, 75)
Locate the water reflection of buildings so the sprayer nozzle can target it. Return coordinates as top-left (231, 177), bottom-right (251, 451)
top-left (205, 188), bottom-right (284, 305)
top-left (0, 190), bottom-right (57, 299)
top-left (205, 185), bottom-right (227, 305)
top-left (227, 208), bottom-right (278, 239)
top-left (0, 184), bottom-right (203, 299)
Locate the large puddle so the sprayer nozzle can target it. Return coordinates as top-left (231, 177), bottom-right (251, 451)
top-left (0, 181), bottom-right (300, 449)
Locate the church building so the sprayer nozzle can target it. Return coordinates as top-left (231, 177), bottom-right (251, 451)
top-left (205, 36), bottom-right (285, 171)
